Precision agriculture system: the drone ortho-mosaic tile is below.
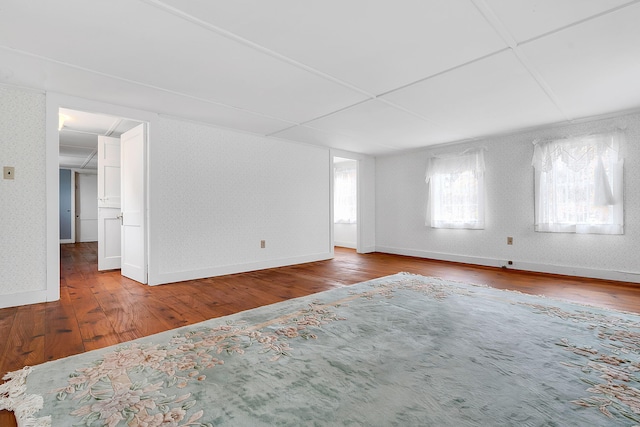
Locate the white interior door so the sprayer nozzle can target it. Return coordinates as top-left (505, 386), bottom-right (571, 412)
top-left (76, 172), bottom-right (99, 243)
top-left (97, 136), bottom-right (122, 270)
top-left (120, 123), bottom-right (147, 283)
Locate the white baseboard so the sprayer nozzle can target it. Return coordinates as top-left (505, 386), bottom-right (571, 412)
top-left (334, 241), bottom-right (357, 249)
top-left (149, 252), bottom-right (334, 286)
top-left (0, 289), bottom-right (50, 309)
top-left (358, 245), bottom-right (376, 254)
top-left (375, 246), bottom-right (640, 284)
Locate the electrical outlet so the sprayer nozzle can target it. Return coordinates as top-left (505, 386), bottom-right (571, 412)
top-left (260, 240), bottom-right (265, 249)
top-left (507, 236), bottom-right (513, 245)
top-left (3, 166), bottom-right (15, 180)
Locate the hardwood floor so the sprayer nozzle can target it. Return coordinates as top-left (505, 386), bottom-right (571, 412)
top-left (2, 242), bottom-right (640, 425)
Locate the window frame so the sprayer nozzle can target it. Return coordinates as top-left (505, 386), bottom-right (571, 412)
top-left (425, 148), bottom-right (485, 230)
top-left (532, 131), bottom-right (624, 235)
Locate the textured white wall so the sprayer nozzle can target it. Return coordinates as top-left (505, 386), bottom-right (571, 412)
top-left (1, 90), bottom-right (375, 306)
top-left (0, 86), bottom-right (47, 298)
top-left (334, 224), bottom-right (357, 248)
top-left (148, 117), bottom-right (332, 285)
top-left (376, 112), bottom-right (640, 282)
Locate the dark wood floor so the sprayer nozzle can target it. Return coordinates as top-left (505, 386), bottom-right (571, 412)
top-left (2, 242), bottom-right (640, 425)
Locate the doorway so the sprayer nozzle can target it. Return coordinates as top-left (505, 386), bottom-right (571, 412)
top-left (58, 108), bottom-right (143, 274)
top-left (46, 93), bottom-right (152, 300)
top-left (333, 156), bottom-right (358, 249)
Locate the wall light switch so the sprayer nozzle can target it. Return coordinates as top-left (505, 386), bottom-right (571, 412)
top-left (260, 240), bottom-right (266, 249)
top-left (3, 166), bottom-right (15, 180)
top-left (507, 236), bottom-right (513, 245)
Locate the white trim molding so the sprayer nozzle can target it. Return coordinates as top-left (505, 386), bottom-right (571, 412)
top-left (148, 252), bottom-right (333, 286)
top-left (376, 246), bottom-right (640, 284)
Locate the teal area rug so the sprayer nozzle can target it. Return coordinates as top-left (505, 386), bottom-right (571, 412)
top-left (2, 273), bottom-right (640, 426)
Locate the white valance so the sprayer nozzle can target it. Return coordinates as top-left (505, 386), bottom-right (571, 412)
top-left (426, 148), bottom-right (485, 180)
top-left (532, 131), bottom-right (623, 173)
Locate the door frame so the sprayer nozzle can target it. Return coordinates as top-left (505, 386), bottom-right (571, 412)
top-left (331, 156), bottom-right (359, 250)
top-left (45, 93), bottom-right (156, 301)
top-left (329, 149), bottom-right (375, 255)
top-left (59, 168), bottom-right (76, 244)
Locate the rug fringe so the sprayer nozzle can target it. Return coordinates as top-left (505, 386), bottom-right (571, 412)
top-left (0, 367), bottom-right (51, 427)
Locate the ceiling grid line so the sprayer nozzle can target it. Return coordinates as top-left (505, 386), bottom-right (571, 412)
top-left (294, 99), bottom-right (373, 128)
top-left (140, 0), bottom-right (378, 100)
top-left (140, 0), bottom-right (448, 142)
top-left (275, 123), bottom-right (400, 152)
top-left (518, 0), bottom-right (640, 45)
top-left (3, 1), bottom-right (639, 157)
top-left (470, 0), bottom-right (572, 121)
top-left (104, 118), bottom-right (123, 137)
top-left (0, 45), bottom-right (297, 129)
top-left (79, 151), bottom-right (97, 170)
top-left (376, 47), bottom-right (509, 99)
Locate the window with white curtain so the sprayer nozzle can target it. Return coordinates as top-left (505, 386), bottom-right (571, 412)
top-left (334, 163), bottom-right (357, 224)
top-left (532, 130), bottom-right (624, 235)
top-left (425, 148), bottom-right (485, 229)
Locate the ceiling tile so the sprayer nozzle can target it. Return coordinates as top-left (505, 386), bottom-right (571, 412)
top-left (304, 100), bottom-right (466, 151)
top-left (59, 145), bottom-right (95, 157)
top-left (158, 0), bottom-right (507, 95)
top-left (83, 158), bottom-right (98, 169)
top-left (520, 3), bottom-right (640, 119)
top-left (382, 50), bottom-right (566, 139)
top-left (0, 47), bottom-right (295, 135)
top-left (485, 0), bottom-right (633, 43)
top-left (59, 155), bottom-right (83, 168)
top-left (59, 131), bottom-right (98, 150)
top-left (272, 125), bottom-right (393, 156)
top-left (0, 0), bottom-right (367, 123)
top-left (60, 108), bottom-right (141, 137)
top-left (2, 1), bottom-right (640, 157)
top-left (60, 109), bottom-right (123, 135)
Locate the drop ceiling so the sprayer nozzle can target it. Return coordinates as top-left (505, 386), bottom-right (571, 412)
top-left (1, 0), bottom-right (639, 156)
top-left (58, 109), bottom-right (140, 170)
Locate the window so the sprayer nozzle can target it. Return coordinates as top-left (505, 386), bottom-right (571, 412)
top-left (334, 162), bottom-right (357, 224)
top-left (425, 149), bottom-right (485, 229)
top-left (532, 130), bottom-right (624, 235)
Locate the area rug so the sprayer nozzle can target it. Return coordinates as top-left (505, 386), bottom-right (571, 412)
top-left (2, 273), bottom-right (640, 426)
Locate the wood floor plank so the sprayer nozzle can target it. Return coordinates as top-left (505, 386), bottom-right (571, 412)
top-left (0, 307), bottom-right (17, 374)
top-left (2, 303), bottom-right (46, 374)
top-left (2, 242), bottom-right (640, 427)
top-left (65, 280), bottom-right (120, 351)
top-left (44, 286), bottom-right (85, 363)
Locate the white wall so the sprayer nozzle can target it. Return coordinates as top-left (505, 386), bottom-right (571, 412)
top-left (147, 117), bottom-right (333, 285)
top-left (376, 111), bottom-right (640, 283)
top-left (0, 85), bottom-right (47, 305)
top-left (334, 224), bottom-right (357, 249)
top-left (1, 87), bottom-right (376, 307)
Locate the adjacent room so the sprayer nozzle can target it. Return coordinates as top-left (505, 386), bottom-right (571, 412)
top-left (1, 1), bottom-right (640, 425)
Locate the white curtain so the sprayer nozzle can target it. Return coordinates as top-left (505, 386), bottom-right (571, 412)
top-left (334, 165), bottom-right (357, 224)
top-left (532, 130), bottom-right (624, 234)
top-left (425, 148), bottom-right (485, 229)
